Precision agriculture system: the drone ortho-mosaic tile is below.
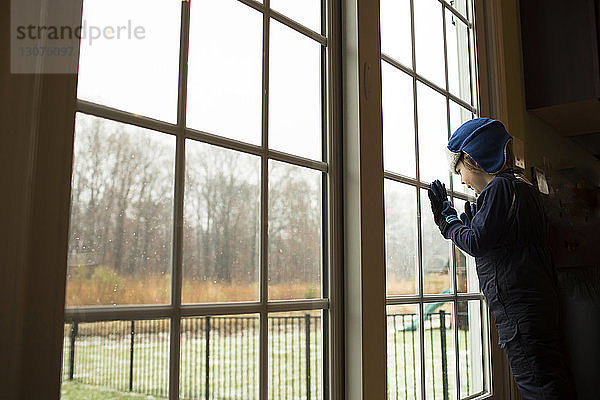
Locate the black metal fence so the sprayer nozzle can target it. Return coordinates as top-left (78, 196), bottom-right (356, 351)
top-left (268, 315), bottom-right (322, 400)
top-left (62, 319), bottom-right (170, 397)
top-left (62, 315), bottom-right (322, 399)
top-left (63, 312), bottom-right (471, 399)
top-left (386, 311), bottom-right (473, 400)
top-left (180, 316), bottom-right (260, 399)
top-left (387, 313), bottom-right (420, 400)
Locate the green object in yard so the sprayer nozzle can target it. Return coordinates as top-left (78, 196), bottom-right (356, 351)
top-left (400, 289), bottom-right (452, 331)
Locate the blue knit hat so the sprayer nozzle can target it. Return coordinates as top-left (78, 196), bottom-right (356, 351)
top-left (446, 118), bottom-right (512, 174)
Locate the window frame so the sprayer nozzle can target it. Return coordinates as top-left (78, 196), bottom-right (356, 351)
top-left (341, 0), bottom-right (504, 399)
top-left (63, 0), bottom-right (344, 399)
top-left (381, 0), bottom-right (491, 399)
top-left (31, 0), bottom-right (513, 398)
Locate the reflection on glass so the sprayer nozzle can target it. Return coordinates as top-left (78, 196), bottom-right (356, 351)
top-left (60, 319), bottom-right (170, 398)
top-left (387, 304), bottom-right (421, 400)
top-left (449, 101), bottom-right (476, 196)
top-left (269, 161), bottom-right (322, 300)
top-left (420, 189), bottom-right (452, 295)
top-left (187, 0), bottom-right (263, 144)
top-left (457, 300), bottom-right (484, 397)
top-left (380, 0), bottom-right (412, 68)
top-left (269, 20), bottom-right (322, 160)
top-left (424, 302), bottom-right (456, 400)
top-left (66, 114), bottom-right (175, 307)
top-left (180, 315), bottom-right (259, 399)
top-left (268, 311), bottom-right (323, 400)
top-left (453, 198), bottom-right (479, 293)
top-left (77, 0), bottom-right (181, 123)
top-left (270, 0), bottom-right (321, 33)
top-left (446, 9), bottom-right (472, 104)
top-left (382, 62), bottom-right (416, 177)
top-left (385, 181), bottom-right (418, 295)
top-left (183, 140), bottom-right (260, 303)
top-left (414, 0), bottom-right (445, 87)
top-left (417, 82), bottom-right (449, 186)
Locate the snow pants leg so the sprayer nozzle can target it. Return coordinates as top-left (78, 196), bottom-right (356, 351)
top-left (500, 319), bottom-right (575, 400)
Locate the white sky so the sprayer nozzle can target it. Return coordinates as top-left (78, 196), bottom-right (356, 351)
top-left (186, 0), bottom-right (263, 145)
top-left (77, 0), bottom-right (474, 191)
top-left (77, 0), bottom-right (181, 123)
top-left (77, 0), bottom-right (323, 160)
top-left (380, 0), bottom-right (474, 195)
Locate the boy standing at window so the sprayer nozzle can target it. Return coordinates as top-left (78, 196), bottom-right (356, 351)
top-left (428, 118), bottom-right (574, 399)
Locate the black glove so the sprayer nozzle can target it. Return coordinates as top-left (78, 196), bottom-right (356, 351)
top-left (439, 201), bottom-right (460, 238)
top-left (427, 180), bottom-right (448, 225)
top-left (459, 201), bottom-right (477, 227)
top-left (428, 180), bottom-right (460, 238)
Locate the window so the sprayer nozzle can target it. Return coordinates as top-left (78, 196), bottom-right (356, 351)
top-left (380, 0), bottom-right (491, 398)
top-left (62, 0), bottom-right (338, 399)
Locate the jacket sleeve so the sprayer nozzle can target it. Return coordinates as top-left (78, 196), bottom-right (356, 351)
top-left (445, 177), bottom-right (515, 257)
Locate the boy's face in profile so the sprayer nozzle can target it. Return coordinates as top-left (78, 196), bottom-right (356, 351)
top-left (456, 160), bottom-right (490, 195)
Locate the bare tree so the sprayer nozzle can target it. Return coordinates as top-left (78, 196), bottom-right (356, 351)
top-left (69, 114), bottom-right (325, 303)
top-left (184, 141), bottom-right (260, 285)
top-left (69, 115), bottom-right (175, 279)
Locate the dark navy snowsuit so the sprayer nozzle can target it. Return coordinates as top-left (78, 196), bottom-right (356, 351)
top-left (446, 171), bottom-right (574, 399)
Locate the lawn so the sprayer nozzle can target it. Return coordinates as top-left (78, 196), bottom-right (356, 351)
top-left (61, 314), bottom-right (481, 400)
top-left (61, 316), bottom-right (323, 400)
top-left (61, 382), bottom-right (162, 400)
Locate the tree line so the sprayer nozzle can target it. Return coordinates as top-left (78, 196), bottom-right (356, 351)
top-left (68, 115), bottom-right (321, 287)
top-left (68, 115), bottom-right (445, 291)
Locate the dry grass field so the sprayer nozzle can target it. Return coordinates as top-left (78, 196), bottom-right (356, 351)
top-left (66, 274), bottom-right (451, 307)
top-left (65, 268), bottom-right (322, 307)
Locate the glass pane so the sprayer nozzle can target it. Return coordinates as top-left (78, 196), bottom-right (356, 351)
top-left (60, 319), bottom-right (170, 398)
top-left (77, 0), bottom-right (181, 123)
top-left (270, 0), bottom-right (321, 33)
top-left (187, 0), bottom-right (263, 145)
top-left (385, 181), bottom-right (418, 295)
top-left (66, 114), bottom-right (175, 307)
top-left (269, 20), bottom-right (322, 161)
top-left (414, 0), bottom-right (445, 88)
top-left (456, 247), bottom-right (479, 293)
top-left (269, 161), bottom-right (322, 300)
top-left (424, 302), bottom-right (456, 400)
top-left (420, 188), bottom-right (452, 295)
top-left (449, 101), bottom-right (476, 196)
top-left (444, 0), bottom-right (469, 20)
top-left (449, 101), bottom-right (472, 134)
top-left (380, 0), bottom-right (412, 68)
top-left (457, 300), bottom-right (484, 398)
top-left (446, 9), bottom-right (472, 104)
top-left (387, 305), bottom-right (421, 400)
top-left (469, 31), bottom-right (478, 106)
top-left (62, 324), bottom-right (70, 383)
top-left (382, 62), bottom-right (416, 177)
top-left (180, 315), bottom-right (259, 399)
top-left (268, 311), bottom-right (323, 400)
top-left (452, 198), bottom-right (479, 294)
top-left (183, 140), bottom-right (261, 303)
top-left (417, 82), bottom-right (449, 186)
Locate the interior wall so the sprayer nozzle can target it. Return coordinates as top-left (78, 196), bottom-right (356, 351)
top-left (476, 1), bottom-right (600, 399)
top-left (495, 4), bottom-right (600, 399)
top-left (499, 0), bottom-right (600, 186)
top-left (1, 1), bottom-right (79, 398)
